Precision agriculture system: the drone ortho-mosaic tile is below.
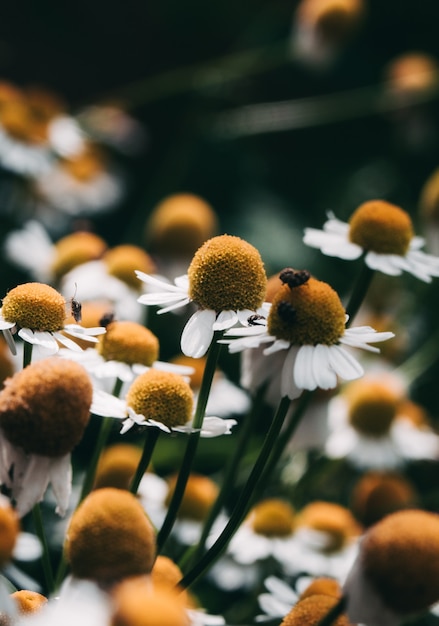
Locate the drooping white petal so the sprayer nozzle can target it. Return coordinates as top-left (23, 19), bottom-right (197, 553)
top-left (18, 329), bottom-right (58, 353)
top-left (294, 345), bottom-right (318, 390)
top-left (91, 388), bottom-right (128, 418)
top-left (264, 575), bottom-right (299, 605)
top-left (53, 332), bottom-right (84, 352)
top-left (181, 309), bottom-right (216, 358)
top-left (213, 310), bottom-right (238, 331)
top-left (280, 346), bottom-right (302, 399)
top-left (327, 344), bottom-right (364, 381)
top-left (303, 227), bottom-right (362, 259)
top-left (341, 326), bottom-right (395, 352)
top-left (1, 327), bottom-right (17, 355)
top-left (49, 453), bottom-right (72, 516)
top-left (13, 455), bottom-right (52, 517)
top-left (263, 338), bottom-right (291, 355)
top-left (312, 344), bottom-right (338, 389)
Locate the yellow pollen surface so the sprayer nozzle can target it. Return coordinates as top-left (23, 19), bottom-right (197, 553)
top-left (151, 556), bottom-right (187, 602)
top-left (165, 473), bottom-right (218, 521)
top-left (296, 501), bottom-right (361, 551)
top-left (98, 321), bottom-right (159, 366)
top-left (111, 578), bottom-right (189, 626)
top-left (145, 193), bottom-right (219, 258)
top-left (1, 282), bottom-right (67, 332)
top-left (348, 200), bottom-right (414, 255)
top-left (0, 357), bottom-right (92, 457)
top-left (345, 378), bottom-right (401, 436)
top-left (281, 594), bottom-right (353, 626)
top-left (171, 355), bottom-right (206, 390)
top-left (126, 369), bottom-right (193, 429)
top-left (248, 499), bottom-right (295, 537)
top-left (11, 590), bottom-right (48, 615)
top-left (51, 231), bottom-right (108, 280)
top-left (362, 509), bottom-right (439, 613)
top-left (267, 278), bottom-right (346, 345)
top-left (0, 502), bottom-right (20, 568)
top-left (65, 487), bottom-right (156, 583)
top-left (188, 234), bottom-right (267, 312)
top-left (94, 444), bottom-right (143, 490)
top-left (104, 245), bottom-right (156, 289)
top-left (350, 471), bottom-right (417, 527)
top-left (299, 577), bottom-right (342, 600)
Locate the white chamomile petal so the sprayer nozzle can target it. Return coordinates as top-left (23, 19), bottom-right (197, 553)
top-left (181, 309), bottom-right (216, 358)
top-left (327, 344), bottom-right (364, 381)
top-left (213, 310), bottom-right (238, 331)
top-left (53, 332), bottom-right (84, 352)
top-left (262, 338), bottom-right (290, 355)
top-left (312, 344), bottom-right (338, 389)
top-left (91, 389), bottom-right (128, 418)
top-left (341, 327), bottom-right (395, 352)
top-left (18, 328), bottom-right (58, 353)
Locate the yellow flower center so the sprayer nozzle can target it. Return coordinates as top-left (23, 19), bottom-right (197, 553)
top-left (145, 193), bottom-right (219, 258)
top-left (348, 200), bottom-right (414, 255)
top-left (98, 321), bottom-right (159, 366)
top-left (165, 473), bottom-right (218, 521)
top-left (296, 501), bottom-right (360, 551)
top-left (299, 578), bottom-right (342, 601)
top-left (51, 231), bottom-right (107, 280)
top-left (0, 357), bottom-right (92, 457)
top-left (0, 498), bottom-right (20, 568)
top-left (11, 590), bottom-right (48, 615)
top-left (94, 444), bottom-right (143, 491)
top-left (65, 487), bottom-right (156, 583)
top-left (362, 510), bottom-right (439, 613)
top-left (111, 577), bottom-right (189, 626)
top-left (351, 471), bottom-right (417, 528)
top-left (1, 282), bottom-right (67, 332)
top-left (267, 274), bottom-right (346, 345)
top-left (104, 245), bottom-right (156, 290)
top-left (188, 235), bottom-right (267, 312)
top-left (126, 370), bottom-right (193, 429)
top-left (248, 498), bottom-right (295, 537)
top-left (346, 378), bottom-right (401, 436)
top-left (281, 594), bottom-right (353, 626)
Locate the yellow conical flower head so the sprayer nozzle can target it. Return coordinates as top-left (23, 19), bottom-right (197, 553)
top-left (348, 200), bottom-right (414, 255)
top-left (268, 274), bottom-right (346, 345)
top-left (299, 578), bottom-right (342, 601)
top-left (104, 245), bottom-right (156, 290)
top-left (345, 378), bottom-right (401, 436)
top-left (0, 357), bottom-right (92, 457)
top-left (94, 444), bottom-right (143, 490)
top-left (10, 590), bottom-right (47, 615)
top-left (350, 471), bottom-right (417, 527)
top-left (0, 497), bottom-right (20, 568)
top-left (111, 577), bottom-right (189, 626)
top-left (126, 370), bottom-right (193, 429)
top-left (146, 193), bottom-right (219, 257)
top-left (151, 556), bottom-right (188, 604)
top-left (296, 501), bottom-right (361, 551)
top-left (281, 594), bottom-right (353, 626)
top-left (248, 499), bottom-right (296, 537)
top-left (187, 235), bottom-right (267, 312)
top-left (1, 282), bottom-right (66, 332)
top-left (65, 487), bottom-right (156, 583)
top-left (51, 231), bottom-right (108, 280)
top-left (361, 510), bottom-right (439, 613)
top-left (165, 473), bottom-right (218, 521)
top-left (98, 321), bottom-right (159, 366)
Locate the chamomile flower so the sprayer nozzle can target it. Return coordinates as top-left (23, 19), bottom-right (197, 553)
top-left (325, 374), bottom-right (439, 469)
top-left (0, 357), bottom-right (93, 516)
top-left (91, 368), bottom-right (236, 437)
top-left (0, 282), bottom-right (105, 356)
top-left (222, 269), bottom-right (394, 399)
top-left (136, 234), bottom-right (268, 358)
top-left (303, 200), bottom-right (439, 282)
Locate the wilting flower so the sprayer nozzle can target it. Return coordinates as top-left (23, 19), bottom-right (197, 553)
top-left (0, 282), bottom-right (105, 356)
top-left (136, 234), bottom-right (268, 358)
top-left (221, 269), bottom-right (394, 399)
top-left (0, 357), bottom-right (92, 516)
top-left (303, 200), bottom-right (439, 282)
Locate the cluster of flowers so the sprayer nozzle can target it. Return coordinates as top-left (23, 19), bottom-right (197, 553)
top-left (0, 180), bottom-right (439, 626)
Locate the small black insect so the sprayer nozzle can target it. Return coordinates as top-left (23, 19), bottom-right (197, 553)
top-left (279, 268), bottom-right (311, 289)
top-left (277, 300), bottom-right (296, 324)
top-left (99, 311), bottom-right (115, 328)
top-left (70, 284), bottom-right (82, 323)
top-left (247, 314), bottom-right (266, 326)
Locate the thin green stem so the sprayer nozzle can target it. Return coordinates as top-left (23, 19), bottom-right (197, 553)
top-left (316, 596), bottom-right (347, 626)
top-left (23, 341), bottom-right (33, 368)
top-left (344, 264), bottom-right (375, 327)
top-left (32, 504), bottom-right (54, 595)
top-left (156, 332), bottom-right (223, 553)
top-left (178, 395), bottom-right (291, 590)
top-left (130, 428), bottom-right (160, 494)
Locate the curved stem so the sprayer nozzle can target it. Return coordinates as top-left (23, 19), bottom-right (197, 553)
top-left (32, 504), bottom-right (54, 595)
top-left (344, 264), bottom-right (375, 327)
top-left (129, 428), bottom-right (160, 494)
top-left (156, 332), bottom-right (223, 553)
top-left (178, 395), bottom-right (291, 590)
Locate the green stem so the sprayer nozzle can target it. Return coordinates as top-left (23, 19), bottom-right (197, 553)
top-left (394, 325), bottom-right (439, 387)
top-left (178, 395), bottom-right (291, 590)
top-left (23, 341), bottom-right (33, 368)
top-left (156, 332), bottom-right (223, 553)
top-left (344, 264), bottom-right (375, 327)
top-left (180, 387), bottom-right (263, 571)
top-left (32, 504), bottom-right (54, 595)
top-left (317, 596), bottom-right (347, 626)
top-left (130, 427), bottom-right (160, 494)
